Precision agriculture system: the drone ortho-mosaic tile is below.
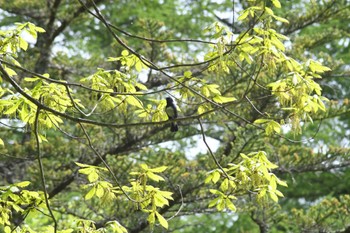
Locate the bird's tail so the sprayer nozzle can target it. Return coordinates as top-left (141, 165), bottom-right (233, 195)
top-left (170, 122), bottom-right (178, 132)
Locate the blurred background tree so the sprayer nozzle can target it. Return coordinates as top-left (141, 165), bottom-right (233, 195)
top-left (0, 0), bottom-right (349, 232)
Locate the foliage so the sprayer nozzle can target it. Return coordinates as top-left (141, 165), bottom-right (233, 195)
top-left (0, 0), bottom-right (349, 232)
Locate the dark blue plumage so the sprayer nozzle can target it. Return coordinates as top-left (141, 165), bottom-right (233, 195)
top-left (165, 97), bottom-right (178, 132)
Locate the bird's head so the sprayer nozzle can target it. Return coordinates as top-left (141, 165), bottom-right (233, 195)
top-left (166, 97), bottom-right (174, 104)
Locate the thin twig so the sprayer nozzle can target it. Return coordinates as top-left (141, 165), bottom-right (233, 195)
top-left (78, 122), bottom-right (138, 202)
top-left (33, 104), bottom-right (57, 232)
top-left (166, 185), bottom-right (184, 222)
top-left (245, 96), bottom-right (267, 117)
top-left (197, 118), bottom-right (229, 179)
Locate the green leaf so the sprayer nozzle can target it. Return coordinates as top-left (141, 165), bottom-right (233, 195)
top-left (266, 120), bottom-right (281, 135)
top-left (264, 7), bottom-right (274, 16)
top-left (15, 181), bottom-right (31, 187)
top-left (273, 15), bottom-right (289, 24)
top-left (78, 167), bottom-right (93, 175)
top-left (148, 166), bottom-right (168, 173)
top-left (207, 84), bottom-right (221, 95)
top-left (19, 37), bottom-right (28, 50)
top-left (271, 0), bottom-right (281, 8)
top-left (95, 185), bottom-right (104, 198)
top-left (85, 187), bottom-right (96, 200)
top-left (184, 71), bottom-right (192, 77)
top-left (309, 60), bottom-right (331, 73)
top-left (208, 197), bottom-right (219, 208)
top-left (201, 86), bottom-right (210, 97)
top-left (275, 189), bottom-right (284, 197)
top-left (4, 66), bottom-right (17, 76)
top-left (220, 178), bottom-right (229, 192)
top-left (147, 212), bottom-right (156, 225)
top-left (238, 10), bottom-right (249, 21)
top-left (213, 95), bottom-right (236, 104)
top-left (198, 105), bottom-right (206, 115)
top-left (24, 77), bottom-right (41, 82)
top-left (225, 199), bottom-right (236, 211)
top-left (34, 26), bottom-right (46, 33)
top-left (135, 83), bottom-right (147, 91)
top-left (269, 191), bottom-right (278, 202)
top-left (4, 101), bottom-right (21, 115)
top-left (135, 61), bottom-right (142, 72)
top-left (121, 50), bottom-right (129, 56)
top-left (146, 171), bottom-right (165, 182)
top-left (212, 170), bottom-right (220, 184)
top-left (0, 138), bottom-right (4, 147)
top-left (156, 211), bottom-right (169, 229)
top-left (125, 95), bottom-right (143, 109)
top-left (4, 226), bottom-right (11, 233)
top-left (205, 173), bottom-right (213, 184)
top-left (216, 198), bottom-right (225, 211)
top-left (254, 119), bottom-right (270, 124)
top-left (276, 178), bottom-right (288, 187)
top-left (75, 162), bottom-right (91, 168)
top-left (140, 163), bottom-right (148, 170)
top-left (88, 171), bottom-right (99, 182)
top-left (209, 189), bottom-right (222, 195)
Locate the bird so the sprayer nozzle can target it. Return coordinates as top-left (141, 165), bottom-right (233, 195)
top-left (165, 97), bottom-right (178, 132)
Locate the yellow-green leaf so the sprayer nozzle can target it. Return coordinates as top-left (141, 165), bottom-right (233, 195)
top-left (95, 185), bottom-right (104, 198)
top-left (4, 226), bottom-right (11, 233)
top-left (147, 212), bottom-right (155, 225)
top-left (135, 61), bottom-right (143, 72)
top-left (212, 171), bottom-right (220, 184)
top-left (125, 95), bottom-right (143, 109)
top-left (34, 26), bottom-right (46, 33)
top-left (276, 178), bottom-right (288, 187)
top-left (88, 171), bottom-right (99, 182)
top-left (85, 187), bottom-right (96, 200)
top-left (24, 77), bottom-right (40, 82)
top-left (220, 178), bottom-right (229, 192)
top-left (271, 0), bottom-right (281, 8)
top-left (225, 199), bottom-right (236, 211)
top-left (213, 95), bottom-right (236, 104)
top-left (135, 83), bottom-right (147, 91)
top-left (19, 37), bottom-right (28, 51)
top-left (184, 71), bottom-right (192, 77)
top-left (75, 162), bottom-right (91, 168)
top-left (4, 66), bottom-right (17, 76)
top-left (121, 50), bottom-right (129, 56)
top-left (269, 191), bottom-right (278, 202)
top-left (238, 10), bottom-right (249, 21)
top-left (148, 166), bottom-right (168, 173)
top-left (309, 60), bottom-right (331, 73)
top-left (15, 181), bottom-right (31, 187)
top-left (198, 105), bottom-right (206, 115)
top-left (275, 189), bottom-right (284, 197)
top-left (155, 211), bottom-right (168, 229)
top-left (254, 119), bottom-right (270, 124)
top-left (147, 171), bottom-right (165, 182)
